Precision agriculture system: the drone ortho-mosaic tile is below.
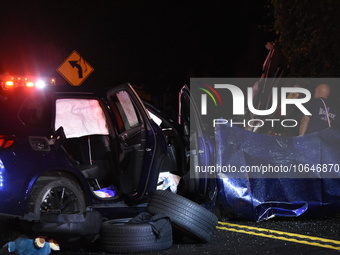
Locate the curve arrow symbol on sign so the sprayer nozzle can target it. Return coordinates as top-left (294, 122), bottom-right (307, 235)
top-left (69, 60), bottom-right (83, 78)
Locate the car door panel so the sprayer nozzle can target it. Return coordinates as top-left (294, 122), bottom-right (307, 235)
top-left (107, 86), bottom-right (150, 197)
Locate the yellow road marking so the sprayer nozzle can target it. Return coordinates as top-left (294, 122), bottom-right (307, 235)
top-left (217, 221), bottom-right (340, 251)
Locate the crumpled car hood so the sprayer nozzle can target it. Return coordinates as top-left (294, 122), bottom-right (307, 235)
top-left (215, 124), bottom-right (340, 221)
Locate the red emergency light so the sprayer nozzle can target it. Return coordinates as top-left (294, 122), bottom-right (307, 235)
top-left (25, 81), bottom-right (35, 87)
top-left (4, 80), bottom-right (14, 89)
top-left (0, 74), bottom-right (55, 90)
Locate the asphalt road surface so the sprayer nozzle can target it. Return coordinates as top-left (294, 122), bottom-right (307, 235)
top-left (1, 214), bottom-right (340, 255)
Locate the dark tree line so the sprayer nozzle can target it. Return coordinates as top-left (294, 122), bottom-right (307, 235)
top-left (270, 0), bottom-right (340, 77)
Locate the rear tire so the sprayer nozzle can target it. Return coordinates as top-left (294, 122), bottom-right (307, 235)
top-left (146, 190), bottom-right (218, 243)
top-left (28, 177), bottom-right (86, 215)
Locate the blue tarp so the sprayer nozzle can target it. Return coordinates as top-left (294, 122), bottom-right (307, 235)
top-left (215, 124), bottom-right (340, 221)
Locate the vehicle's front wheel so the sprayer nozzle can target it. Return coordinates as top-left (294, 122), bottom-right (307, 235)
top-left (28, 177), bottom-right (86, 215)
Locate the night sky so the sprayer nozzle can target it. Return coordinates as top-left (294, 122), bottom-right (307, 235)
top-left (0, 0), bottom-right (270, 92)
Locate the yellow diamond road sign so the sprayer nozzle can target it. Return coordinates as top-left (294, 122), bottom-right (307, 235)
top-left (57, 50), bottom-right (94, 86)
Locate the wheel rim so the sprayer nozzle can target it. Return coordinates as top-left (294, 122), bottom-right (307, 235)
top-left (40, 186), bottom-right (82, 213)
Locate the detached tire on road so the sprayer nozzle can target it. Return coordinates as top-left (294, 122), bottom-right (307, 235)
top-left (100, 213), bottom-right (172, 253)
top-left (146, 190), bottom-right (218, 243)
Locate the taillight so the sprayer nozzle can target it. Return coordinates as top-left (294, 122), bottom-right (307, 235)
top-left (0, 135), bottom-right (16, 149)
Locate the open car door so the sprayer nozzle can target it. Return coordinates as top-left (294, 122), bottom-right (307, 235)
top-left (107, 84), bottom-right (158, 200)
top-left (179, 85), bottom-right (217, 203)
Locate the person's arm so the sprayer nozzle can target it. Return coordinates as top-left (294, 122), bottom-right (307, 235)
top-left (299, 115), bottom-right (310, 135)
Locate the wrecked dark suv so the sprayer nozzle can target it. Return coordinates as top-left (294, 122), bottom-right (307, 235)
top-left (0, 83), bottom-right (184, 221)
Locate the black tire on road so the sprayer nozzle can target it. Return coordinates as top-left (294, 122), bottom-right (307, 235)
top-left (146, 190), bottom-right (218, 243)
top-left (100, 217), bottom-right (172, 253)
top-left (28, 177), bottom-right (86, 215)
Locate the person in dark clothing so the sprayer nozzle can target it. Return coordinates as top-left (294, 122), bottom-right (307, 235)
top-left (299, 83), bottom-right (337, 135)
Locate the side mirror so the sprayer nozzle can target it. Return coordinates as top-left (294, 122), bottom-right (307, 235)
top-left (50, 126), bottom-right (66, 148)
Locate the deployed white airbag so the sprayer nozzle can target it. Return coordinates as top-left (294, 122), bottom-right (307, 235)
top-left (55, 99), bottom-right (109, 138)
